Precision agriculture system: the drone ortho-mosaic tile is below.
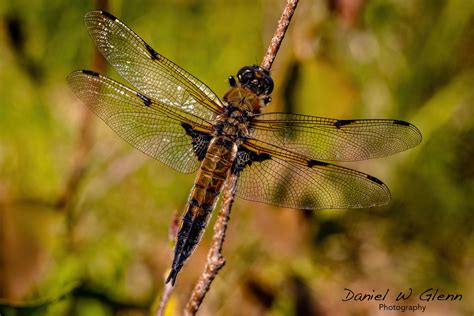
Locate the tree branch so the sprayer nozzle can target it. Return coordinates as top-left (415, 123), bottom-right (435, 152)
top-left (183, 1), bottom-right (299, 314)
top-left (184, 173), bottom-right (238, 315)
top-left (261, 0), bottom-right (299, 71)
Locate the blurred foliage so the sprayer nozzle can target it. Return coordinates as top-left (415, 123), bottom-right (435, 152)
top-left (0, 0), bottom-right (473, 315)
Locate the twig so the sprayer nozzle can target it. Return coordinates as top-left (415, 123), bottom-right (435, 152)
top-left (183, 1), bottom-right (299, 314)
top-left (261, 0), bottom-right (299, 71)
top-left (184, 174), bottom-right (238, 315)
top-left (156, 282), bottom-right (174, 316)
top-left (155, 211), bottom-right (179, 316)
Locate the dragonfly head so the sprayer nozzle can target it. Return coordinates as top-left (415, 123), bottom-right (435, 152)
top-left (236, 65), bottom-right (273, 98)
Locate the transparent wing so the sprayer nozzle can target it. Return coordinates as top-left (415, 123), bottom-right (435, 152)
top-left (250, 113), bottom-right (422, 161)
top-left (235, 139), bottom-right (390, 210)
top-left (67, 70), bottom-right (213, 173)
top-left (84, 10), bottom-right (224, 121)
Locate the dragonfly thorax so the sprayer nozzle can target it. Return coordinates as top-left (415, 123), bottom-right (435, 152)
top-left (213, 88), bottom-right (259, 139)
top-left (223, 86), bottom-right (264, 113)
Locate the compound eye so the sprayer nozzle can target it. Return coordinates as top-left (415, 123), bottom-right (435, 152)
top-left (243, 71), bottom-right (254, 82)
top-left (236, 65), bottom-right (273, 96)
top-left (237, 66), bottom-right (255, 82)
top-left (264, 77), bottom-right (274, 94)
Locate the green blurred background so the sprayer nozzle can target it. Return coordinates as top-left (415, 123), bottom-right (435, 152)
top-left (0, 0), bottom-right (473, 315)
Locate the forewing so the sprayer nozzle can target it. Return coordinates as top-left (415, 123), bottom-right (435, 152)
top-left (250, 113), bottom-right (422, 161)
top-left (84, 11), bottom-right (224, 121)
top-left (235, 139), bottom-right (390, 210)
top-left (67, 70), bottom-right (213, 173)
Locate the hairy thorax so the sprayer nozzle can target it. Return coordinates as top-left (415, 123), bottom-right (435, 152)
top-left (215, 87), bottom-right (264, 141)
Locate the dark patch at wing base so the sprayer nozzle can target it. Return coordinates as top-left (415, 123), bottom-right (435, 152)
top-left (231, 146), bottom-right (271, 174)
top-left (67, 70), bottom-right (213, 173)
top-left (181, 122), bottom-right (212, 161)
top-left (235, 138), bottom-right (391, 209)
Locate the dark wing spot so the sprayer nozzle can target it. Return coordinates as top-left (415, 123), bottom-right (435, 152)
top-left (100, 11), bottom-right (117, 21)
top-left (82, 69), bottom-right (100, 77)
top-left (307, 159), bottom-right (329, 168)
top-left (136, 92), bottom-right (152, 107)
top-left (367, 174), bottom-right (384, 185)
top-left (393, 120), bottom-right (411, 127)
top-left (145, 43), bottom-right (159, 60)
top-left (334, 119), bottom-right (355, 129)
top-left (181, 122), bottom-right (193, 133)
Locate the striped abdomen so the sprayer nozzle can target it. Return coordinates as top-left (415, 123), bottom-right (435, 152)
top-left (166, 136), bottom-right (237, 285)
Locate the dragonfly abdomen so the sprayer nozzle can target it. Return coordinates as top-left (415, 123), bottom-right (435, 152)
top-left (166, 136), bottom-right (237, 285)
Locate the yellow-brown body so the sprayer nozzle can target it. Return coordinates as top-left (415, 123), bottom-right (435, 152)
top-left (166, 86), bottom-right (265, 284)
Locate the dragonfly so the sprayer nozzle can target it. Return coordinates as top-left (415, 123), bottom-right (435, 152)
top-left (67, 11), bottom-right (422, 285)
